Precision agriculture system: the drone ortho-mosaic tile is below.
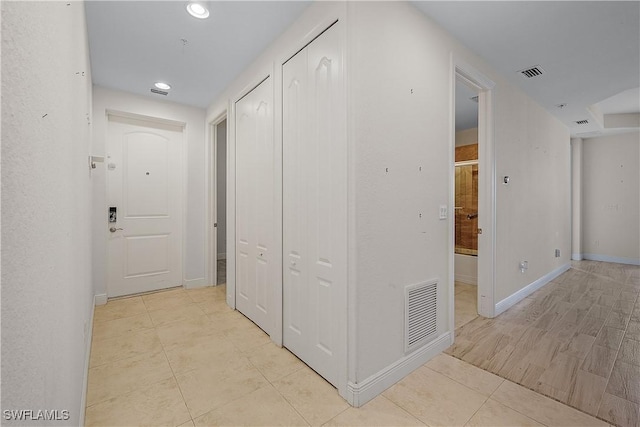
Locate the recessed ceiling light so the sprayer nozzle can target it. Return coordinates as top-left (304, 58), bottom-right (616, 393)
top-left (154, 82), bottom-right (171, 90)
top-left (186, 2), bottom-right (209, 19)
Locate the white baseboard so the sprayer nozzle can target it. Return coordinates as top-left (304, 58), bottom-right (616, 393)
top-left (345, 332), bottom-right (452, 407)
top-left (495, 263), bottom-right (570, 316)
top-left (80, 296), bottom-right (97, 426)
top-left (454, 273), bottom-right (477, 285)
top-left (582, 253), bottom-right (640, 266)
top-left (217, 253), bottom-right (227, 260)
top-left (183, 277), bottom-right (207, 289)
top-left (94, 293), bottom-right (107, 306)
top-left (571, 253), bottom-right (583, 261)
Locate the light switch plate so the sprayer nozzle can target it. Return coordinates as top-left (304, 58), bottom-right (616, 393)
top-left (439, 205), bottom-right (448, 220)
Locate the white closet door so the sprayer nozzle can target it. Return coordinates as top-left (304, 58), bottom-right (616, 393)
top-left (235, 77), bottom-right (274, 335)
top-left (283, 23), bottom-right (346, 387)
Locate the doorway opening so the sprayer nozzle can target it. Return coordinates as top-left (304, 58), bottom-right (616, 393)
top-left (210, 116), bottom-right (228, 288)
top-left (451, 61), bottom-right (496, 326)
top-left (453, 77), bottom-right (480, 329)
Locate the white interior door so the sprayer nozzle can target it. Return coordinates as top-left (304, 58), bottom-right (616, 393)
top-left (235, 77), bottom-right (274, 335)
top-left (107, 115), bottom-right (183, 297)
top-left (283, 23), bottom-right (346, 387)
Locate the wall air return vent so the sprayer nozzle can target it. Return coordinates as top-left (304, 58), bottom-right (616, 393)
top-left (575, 119), bottom-right (589, 125)
top-left (405, 280), bottom-right (438, 353)
top-left (518, 66), bottom-right (544, 78)
top-left (150, 88), bottom-right (169, 96)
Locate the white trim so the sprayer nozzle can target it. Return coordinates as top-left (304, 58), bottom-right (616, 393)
top-left (80, 296), bottom-right (97, 426)
top-left (183, 277), bottom-right (207, 289)
top-left (94, 293), bottom-right (107, 306)
top-left (448, 55), bottom-right (456, 335)
top-left (572, 253), bottom-right (584, 261)
top-left (452, 56), bottom-right (497, 320)
top-left (345, 332), bottom-right (452, 407)
top-left (582, 254), bottom-right (640, 266)
top-left (226, 97), bottom-right (236, 310)
top-left (454, 273), bottom-right (478, 286)
top-left (495, 263), bottom-right (570, 316)
top-left (105, 109), bottom-right (186, 129)
top-left (206, 113), bottom-right (228, 289)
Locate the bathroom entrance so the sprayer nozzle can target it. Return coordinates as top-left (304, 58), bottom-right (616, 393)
top-left (453, 77), bottom-right (480, 328)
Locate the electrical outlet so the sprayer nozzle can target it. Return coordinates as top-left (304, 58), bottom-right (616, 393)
top-left (519, 261), bottom-right (528, 273)
top-left (555, 249), bottom-right (560, 257)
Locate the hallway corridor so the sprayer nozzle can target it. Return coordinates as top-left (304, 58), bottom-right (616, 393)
top-left (86, 281), bottom-right (608, 426)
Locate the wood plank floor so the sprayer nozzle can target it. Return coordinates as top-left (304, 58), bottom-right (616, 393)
top-left (447, 260), bottom-right (640, 427)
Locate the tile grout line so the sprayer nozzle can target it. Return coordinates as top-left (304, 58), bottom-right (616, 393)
top-left (378, 394), bottom-right (427, 426)
top-left (149, 303), bottom-right (195, 426)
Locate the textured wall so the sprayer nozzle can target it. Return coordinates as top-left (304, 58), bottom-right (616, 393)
top-left (582, 132), bottom-right (640, 264)
top-left (1, 1), bottom-right (94, 424)
top-left (350, 1), bottom-right (570, 379)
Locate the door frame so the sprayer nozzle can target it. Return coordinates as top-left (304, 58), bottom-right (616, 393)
top-left (104, 109), bottom-right (187, 297)
top-left (206, 112), bottom-right (228, 290)
top-left (449, 57), bottom-right (497, 326)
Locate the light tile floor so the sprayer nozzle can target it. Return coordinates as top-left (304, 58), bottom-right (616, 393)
top-left (456, 282), bottom-right (479, 329)
top-left (86, 283), bottom-right (609, 426)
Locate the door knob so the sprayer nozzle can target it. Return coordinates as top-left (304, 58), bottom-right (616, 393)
top-left (109, 227), bottom-right (124, 233)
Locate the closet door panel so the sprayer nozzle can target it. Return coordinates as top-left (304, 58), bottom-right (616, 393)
top-left (283, 48), bottom-right (308, 350)
top-left (235, 77), bottom-right (274, 334)
top-left (283, 22), bottom-right (345, 387)
top-left (306, 23), bottom-right (345, 383)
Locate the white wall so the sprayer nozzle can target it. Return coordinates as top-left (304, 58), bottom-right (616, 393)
top-left (1, 1), bottom-right (94, 424)
top-left (91, 86), bottom-right (207, 294)
top-left (455, 127), bottom-right (478, 147)
top-left (493, 74), bottom-right (571, 302)
top-left (455, 254), bottom-right (478, 285)
top-left (216, 120), bottom-right (227, 259)
top-left (204, 0), bottom-right (571, 401)
top-left (349, 1), bottom-right (570, 380)
top-left (582, 132), bottom-right (640, 264)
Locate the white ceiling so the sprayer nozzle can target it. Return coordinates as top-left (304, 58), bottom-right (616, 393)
top-left (86, 1), bottom-right (639, 138)
top-left (413, 1), bottom-right (640, 138)
top-left (85, 1), bottom-right (310, 108)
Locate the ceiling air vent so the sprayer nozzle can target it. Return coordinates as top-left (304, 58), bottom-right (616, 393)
top-left (575, 119), bottom-right (589, 125)
top-left (470, 95), bottom-right (479, 103)
top-left (405, 280), bottom-right (438, 353)
top-left (518, 66), bottom-right (544, 78)
top-left (150, 88), bottom-right (168, 96)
